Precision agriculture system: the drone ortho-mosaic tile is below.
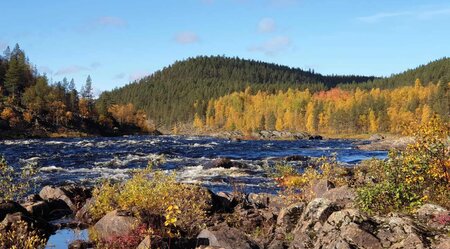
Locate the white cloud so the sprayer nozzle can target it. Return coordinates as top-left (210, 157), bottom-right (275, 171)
top-left (249, 35), bottom-right (292, 56)
top-left (258, 18), bottom-right (276, 33)
top-left (55, 65), bottom-right (89, 75)
top-left (175, 31), bottom-right (199, 44)
top-left (418, 8), bottom-right (450, 19)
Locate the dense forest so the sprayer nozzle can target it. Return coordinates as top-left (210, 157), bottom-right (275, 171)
top-left (0, 44), bottom-right (153, 138)
top-left (196, 80), bottom-right (449, 134)
top-left (98, 56), bottom-right (375, 126)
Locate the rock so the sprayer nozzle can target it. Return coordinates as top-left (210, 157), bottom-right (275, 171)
top-left (283, 155), bottom-right (310, 162)
top-left (376, 216), bottom-right (427, 249)
top-left (0, 200), bottom-right (29, 221)
top-left (197, 223), bottom-right (260, 249)
top-left (0, 212), bottom-right (54, 236)
top-left (93, 210), bottom-right (139, 240)
top-left (23, 198), bottom-right (72, 220)
top-left (75, 198), bottom-right (95, 224)
top-left (321, 186), bottom-right (356, 208)
top-left (39, 185), bottom-right (91, 212)
top-left (341, 222), bottom-right (382, 249)
top-left (309, 179), bottom-right (335, 199)
top-left (246, 193), bottom-right (275, 209)
top-left (357, 136), bottom-right (414, 151)
top-left (204, 158), bottom-right (244, 169)
top-left (416, 203), bottom-right (449, 230)
top-left (268, 202), bottom-right (305, 249)
top-left (289, 198), bottom-right (339, 249)
top-left (68, 240), bottom-right (94, 249)
top-left (308, 135), bottom-right (323, 140)
top-left (210, 191), bottom-right (239, 213)
top-left (434, 236), bottom-right (450, 249)
top-left (369, 134), bottom-right (384, 141)
top-left (136, 236), bottom-right (151, 249)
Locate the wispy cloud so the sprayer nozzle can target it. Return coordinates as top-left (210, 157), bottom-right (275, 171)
top-left (113, 73), bottom-right (126, 80)
top-left (0, 41), bottom-right (7, 51)
top-left (90, 62), bottom-right (101, 69)
top-left (95, 16), bottom-right (127, 27)
top-left (249, 35), bottom-right (292, 56)
top-left (269, 0), bottom-right (299, 7)
top-left (78, 16), bottom-right (127, 33)
top-left (418, 8), bottom-right (450, 19)
top-left (258, 18), bottom-right (276, 33)
top-left (55, 65), bottom-right (89, 76)
top-left (174, 31), bottom-right (199, 44)
top-left (358, 11), bottom-right (413, 23)
top-left (358, 7), bottom-right (450, 23)
top-left (129, 71), bottom-right (148, 81)
top-left (38, 66), bottom-right (54, 75)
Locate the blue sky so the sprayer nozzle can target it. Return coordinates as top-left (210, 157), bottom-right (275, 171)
top-left (1, 0), bottom-right (450, 93)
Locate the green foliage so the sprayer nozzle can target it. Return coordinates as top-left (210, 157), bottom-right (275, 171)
top-left (89, 162), bottom-right (211, 238)
top-left (0, 156), bottom-right (39, 202)
top-left (356, 117), bottom-right (450, 214)
top-left (99, 56), bottom-right (374, 126)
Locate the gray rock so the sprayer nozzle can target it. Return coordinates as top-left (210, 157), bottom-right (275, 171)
top-left (341, 222), bottom-right (382, 249)
top-left (93, 210), bottom-right (139, 240)
top-left (321, 186), bottom-right (356, 208)
top-left (136, 235), bottom-right (151, 249)
top-left (197, 223), bottom-right (260, 249)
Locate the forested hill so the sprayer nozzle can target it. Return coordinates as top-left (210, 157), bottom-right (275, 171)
top-left (339, 57), bottom-right (450, 90)
top-left (97, 56), bottom-right (374, 126)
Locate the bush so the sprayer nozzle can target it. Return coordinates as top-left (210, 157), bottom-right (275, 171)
top-left (89, 162), bottom-right (211, 240)
top-left (0, 220), bottom-right (46, 249)
top-left (356, 117), bottom-right (450, 214)
top-left (0, 156), bottom-right (39, 202)
top-left (272, 156), bottom-right (350, 201)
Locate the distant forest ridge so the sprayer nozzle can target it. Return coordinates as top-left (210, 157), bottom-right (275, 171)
top-left (98, 56), bottom-right (450, 127)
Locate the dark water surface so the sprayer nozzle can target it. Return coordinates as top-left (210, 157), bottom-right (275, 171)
top-left (0, 135), bottom-right (386, 193)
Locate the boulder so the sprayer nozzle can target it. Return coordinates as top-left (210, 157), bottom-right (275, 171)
top-left (23, 198), bottom-right (72, 221)
top-left (210, 191), bottom-right (240, 213)
top-left (204, 158), bottom-right (244, 169)
top-left (321, 186), bottom-right (356, 208)
top-left (136, 236), bottom-right (151, 249)
top-left (341, 222), bottom-right (382, 249)
top-left (197, 223), bottom-right (260, 249)
top-left (39, 185), bottom-right (91, 212)
top-left (68, 240), bottom-right (94, 249)
top-left (268, 202), bottom-right (305, 249)
top-left (369, 134), bottom-right (384, 141)
top-left (0, 200), bottom-right (29, 221)
top-left (75, 198), bottom-right (95, 224)
top-left (0, 211), bottom-right (54, 237)
top-left (309, 179), bottom-right (335, 199)
top-left (93, 210), bottom-right (139, 240)
top-left (283, 155), bottom-right (310, 162)
top-left (289, 198), bottom-right (339, 249)
top-left (416, 203), bottom-right (449, 230)
top-left (376, 216), bottom-right (427, 249)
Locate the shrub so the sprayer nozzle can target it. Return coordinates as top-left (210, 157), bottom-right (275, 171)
top-left (356, 117), bottom-right (450, 214)
top-left (89, 162), bottom-right (211, 240)
top-left (272, 156), bottom-right (350, 201)
top-left (89, 180), bottom-right (120, 221)
top-left (0, 220), bottom-right (46, 249)
top-left (0, 156), bottom-right (39, 202)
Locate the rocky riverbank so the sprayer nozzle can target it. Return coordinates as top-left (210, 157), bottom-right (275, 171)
top-left (1, 182), bottom-right (449, 249)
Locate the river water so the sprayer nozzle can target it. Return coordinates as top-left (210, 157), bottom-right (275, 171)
top-left (0, 135), bottom-right (386, 193)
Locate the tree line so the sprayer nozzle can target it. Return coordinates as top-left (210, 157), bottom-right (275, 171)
top-left (0, 44), bottom-right (151, 135)
top-left (98, 56), bottom-right (375, 126)
top-left (195, 79), bottom-right (449, 134)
